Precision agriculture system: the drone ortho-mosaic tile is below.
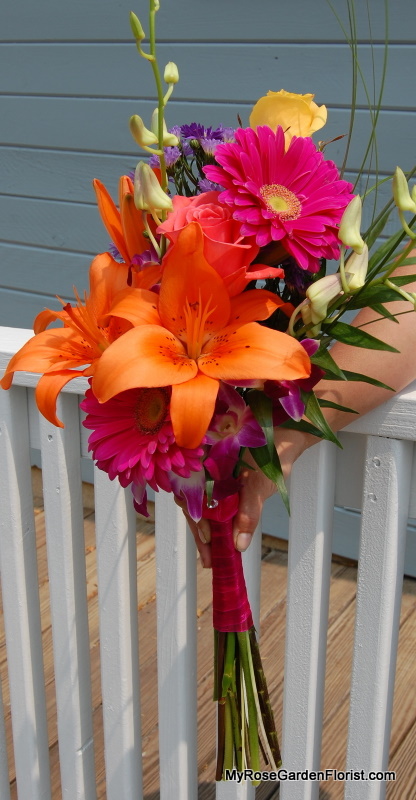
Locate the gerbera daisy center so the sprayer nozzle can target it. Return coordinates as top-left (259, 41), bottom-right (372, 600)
top-left (134, 387), bottom-right (170, 434)
top-left (260, 184), bottom-right (302, 221)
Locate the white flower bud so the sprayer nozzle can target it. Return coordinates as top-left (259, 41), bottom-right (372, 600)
top-left (151, 109), bottom-right (180, 147)
top-left (129, 12), bottom-right (146, 42)
top-left (306, 274), bottom-right (343, 324)
top-left (338, 196), bottom-right (365, 254)
top-left (392, 167), bottom-right (416, 214)
top-left (345, 244), bottom-right (369, 291)
top-left (164, 61), bottom-right (179, 85)
top-left (134, 161), bottom-right (173, 213)
top-left (129, 115), bottom-right (159, 148)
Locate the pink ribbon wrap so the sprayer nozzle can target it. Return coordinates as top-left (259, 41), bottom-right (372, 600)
top-left (203, 494), bottom-right (253, 632)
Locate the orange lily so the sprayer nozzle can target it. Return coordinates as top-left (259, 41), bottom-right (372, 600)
top-left (0, 252), bottom-right (161, 427)
top-left (93, 175), bottom-right (160, 277)
top-left (92, 222), bottom-right (311, 448)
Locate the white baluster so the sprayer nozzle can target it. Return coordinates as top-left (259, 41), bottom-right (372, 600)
top-left (40, 393), bottom-right (96, 799)
top-left (94, 469), bottom-right (142, 799)
top-left (155, 491), bottom-right (198, 799)
top-left (0, 385), bottom-right (51, 799)
top-left (281, 441), bottom-right (336, 800)
top-left (345, 435), bottom-right (413, 800)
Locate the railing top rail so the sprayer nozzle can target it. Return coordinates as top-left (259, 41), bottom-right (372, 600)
top-left (1, 325), bottom-right (416, 439)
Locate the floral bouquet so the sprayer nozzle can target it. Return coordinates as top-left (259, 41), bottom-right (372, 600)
top-left (2, 0), bottom-right (416, 783)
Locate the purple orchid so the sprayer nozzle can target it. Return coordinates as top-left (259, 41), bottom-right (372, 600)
top-left (263, 339), bottom-right (324, 424)
top-left (204, 384), bottom-right (266, 481)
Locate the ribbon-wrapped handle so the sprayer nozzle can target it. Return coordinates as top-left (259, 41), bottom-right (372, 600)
top-left (203, 495), bottom-right (253, 633)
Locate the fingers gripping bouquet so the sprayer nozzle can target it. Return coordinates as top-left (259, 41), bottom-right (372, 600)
top-left (2, 0), bottom-right (416, 783)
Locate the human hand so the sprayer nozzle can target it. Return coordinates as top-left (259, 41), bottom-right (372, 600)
top-left (178, 427), bottom-right (314, 567)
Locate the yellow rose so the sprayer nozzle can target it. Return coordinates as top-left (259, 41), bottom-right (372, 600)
top-left (249, 89), bottom-right (327, 147)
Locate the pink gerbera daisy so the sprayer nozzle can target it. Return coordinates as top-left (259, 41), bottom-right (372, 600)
top-left (204, 126), bottom-right (354, 272)
top-left (81, 384), bottom-right (205, 519)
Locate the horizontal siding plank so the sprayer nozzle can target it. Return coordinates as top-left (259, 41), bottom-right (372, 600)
top-left (0, 146), bottom-right (403, 213)
top-left (1, 43), bottom-right (414, 110)
top-left (0, 0), bottom-right (414, 42)
top-left (0, 196), bottom-right (104, 253)
top-left (0, 243), bottom-right (94, 296)
top-left (0, 148), bottom-right (132, 203)
top-left (0, 288), bottom-right (71, 329)
top-left (1, 98), bottom-right (414, 172)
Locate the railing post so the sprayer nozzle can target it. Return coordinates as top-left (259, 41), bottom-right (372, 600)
top-left (0, 385), bottom-right (51, 800)
top-left (345, 435), bottom-right (413, 800)
top-left (39, 393), bottom-right (96, 799)
top-left (155, 491), bottom-right (198, 800)
top-left (94, 468), bottom-right (143, 800)
top-left (281, 441), bottom-right (337, 800)
top-left (0, 673), bottom-right (11, 800)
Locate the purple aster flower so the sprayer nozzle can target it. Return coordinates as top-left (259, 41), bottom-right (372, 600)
top-left (200, 137), bottom-right (221, 156)
top-left (220, 127), bottom-right (236, 143)
top-left (131, 246), bottom-right (160, 270)
top-left (197, 177), bottom-right (222, 193)
top-left (149, 146), bottom-right (182, 170)
top-left (108, 241), bottom-right (124, 262)
top-left (181, 123), bottom-right (225, 141)
top-left (204, 384), bottom-right (266, 480)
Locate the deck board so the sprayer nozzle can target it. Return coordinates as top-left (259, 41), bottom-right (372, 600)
top-left (1, 469), bottom-right (416, 799)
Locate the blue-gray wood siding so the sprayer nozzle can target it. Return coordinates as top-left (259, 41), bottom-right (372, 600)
top-left (0, 0), bottom-right (415, 328)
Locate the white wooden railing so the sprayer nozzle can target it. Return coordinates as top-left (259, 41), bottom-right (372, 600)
top-left (0, 325), bottom-right (415, 800)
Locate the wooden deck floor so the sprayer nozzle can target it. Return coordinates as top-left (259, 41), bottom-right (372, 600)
top-left (1, 468), bottom-right (416, 799)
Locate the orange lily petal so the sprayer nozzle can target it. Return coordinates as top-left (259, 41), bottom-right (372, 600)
top-left (104, 288), bottom-right (161, 327)
top-left (118, 174), bottom-right (134, 210)
top-left (170, 373), bottom-right (219, 448)
top-left (158, 222), bottom-right (231, 341)
top-left (92, 325), bottom-right (198, 403)
top-left (229, 289), bottom-right (288, 326)
top-left (92, 179), bottom-right (130, 264)
top-left (0, 328), bottom-right (95, 390)
top-left (88, 252), bottom-right (131, 320)
top-left (120, 191), bottom-right (149, 262)
top-left (131, 262), bottom-right (162, 290)
top-left (35, 369), bottom-right (84, 428)
top-left (199, 323), bottom-right (311, 382)
top-left (34, 307), bottom-right (69, 334)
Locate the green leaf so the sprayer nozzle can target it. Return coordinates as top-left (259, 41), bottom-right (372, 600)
top-left (205, 479), bottom-right (214, 505)
top-left (364, 207), bottom-right (392, 249)
top-left (338, 369), bottom-right (394, 391)
top-left (388, 274), bottom-right (416, 287)
top-left (249, 445), bottom-right (290, 514)
top-left (318, 399), bottom-right (359, 414)
top-left (279, 419), bottom-right (327, 439)
top-left (247, 391), bottom-right (290, 512)
top-left (368, 228), bottom-right (405, 276)
top-left (301, 391), bottom-right (342, 448)
top-left (348, 285), bottom-right (404, 309)
top-left (369, 303), bottom-right (399, 323)
top-left (323, 321), bottom-right (399, 352)
top-left (310, 347), bottom-right (346, 379)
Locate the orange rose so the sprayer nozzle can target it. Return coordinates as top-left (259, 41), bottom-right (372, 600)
top-left (158, 192), bottom-right (262, 295)
top-left (249, 89), bottom-right (327, 148)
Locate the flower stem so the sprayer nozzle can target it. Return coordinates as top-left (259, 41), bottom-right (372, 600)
top-left (148, 0), bottom-right (168, 198)
top-left (223, 697), bottom-right (234, 775)
top-left (237, 631), bottom-right (261, 783)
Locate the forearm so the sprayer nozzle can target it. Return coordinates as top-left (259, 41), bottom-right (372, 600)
top-left (276, 259), bottom-right (416, 456)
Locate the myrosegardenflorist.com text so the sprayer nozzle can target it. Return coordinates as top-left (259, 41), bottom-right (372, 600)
top-left (224, 768), bottom-right (396, 783)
